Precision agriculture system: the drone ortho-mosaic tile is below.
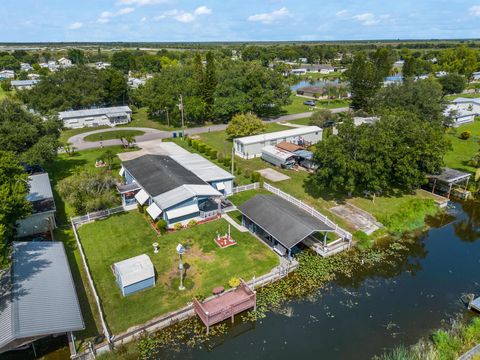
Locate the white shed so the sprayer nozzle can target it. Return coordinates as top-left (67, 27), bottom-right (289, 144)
top-left (113, 254), bottom-right (155, 296)
top-left (234, 126), bottom-right (322, 159)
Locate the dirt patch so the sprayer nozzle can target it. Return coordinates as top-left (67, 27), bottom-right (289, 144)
top-left (257, 168), bottom-right (291, 182)
top-left (330, 203), bottom-right (382, 235)
top-left (187, 244), bottom-right (215, 262)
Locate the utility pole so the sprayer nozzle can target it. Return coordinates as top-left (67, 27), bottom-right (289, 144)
top-left (165, 107), bottom-right (170, 127)
top-left (178, 95), bottom-right (185, 128)
top-left (231, 146), bottom-right (235, 175)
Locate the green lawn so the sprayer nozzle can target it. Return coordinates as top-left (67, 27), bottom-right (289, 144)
top-left (83, 129), bottom-right (145, 142)
top-left (77, 212), bottom-right (279, 334)
top-left (445, 93), bottom-right (480, 101)
top-left (444, 118), bottom-right (480, 173)
top-left (44, 146), bottom-right (135, 350)
top-left (282, 93), bottom-right (350, 115)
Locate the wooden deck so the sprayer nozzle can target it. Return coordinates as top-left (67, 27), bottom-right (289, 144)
top-left (193, 280), bottom-right (256, 333)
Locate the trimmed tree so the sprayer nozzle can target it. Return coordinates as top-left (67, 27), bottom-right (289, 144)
top-left (226, 113), bottom-right (266, 139)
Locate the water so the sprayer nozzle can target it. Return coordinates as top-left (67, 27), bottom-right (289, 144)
top-left (290, 79), bottom-right (341, 91)
top-left (165, 201), bottom-right (480, 359)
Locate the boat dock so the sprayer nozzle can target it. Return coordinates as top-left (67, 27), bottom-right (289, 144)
top-left (468, 296), bottom-right (480, 312)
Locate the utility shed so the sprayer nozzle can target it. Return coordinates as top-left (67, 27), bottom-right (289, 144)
top-left (234, 126), bottom-right (322, 159)
top-left (113, 254), bottom-right (155, 296)
top-left (0, 242), bottom-right (84, 354)
top-left (261, 145), bottom-right (296, 168)
top-left (428, 168), bottom-right (471, 199)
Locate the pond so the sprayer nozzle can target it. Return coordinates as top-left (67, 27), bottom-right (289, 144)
top-left (290, 79), bottom-right (342, 91)
top-left (161, 201), bottom-right (480, 359)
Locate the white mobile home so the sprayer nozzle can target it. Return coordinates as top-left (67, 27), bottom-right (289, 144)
top-left (59, 106), bottom-right (132, 129)
top-left (10, 79), bottom-right (39, 90)
top-left (234, 126), bottom-right (322, 159)
top-left (261, 146), bottom-right (296, 168)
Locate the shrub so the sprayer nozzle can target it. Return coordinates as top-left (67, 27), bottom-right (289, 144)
top-left (251, 171), bottom-right (261, 182)
top-left (156, 219), bottom-right (168, 234)
top-left (224, 157), bottom-right (231, 167)
top-left (191, 140), bottom-right (199, 150)
top-left (353, 231), bottom-right (372, 249)
top-left (173, 222), bottom-right (183, 231)
top-left (226, 113), bottom-right (266, 139)
top-left (198, 143), bottom-right (206, 153)
top-left (228, 277), bottom-right (241, 288)
top-left (210, 150), bottom-right (217, 160)
top-left (187, 219), bottom-right (197, 228)
top-left (204, 146), bottom-right (211, 156)
top-left (244, 169), bottom-right (252, 179)
top-left (217, 152), bottom-right (225, 162)
top-left (186, 137), bottom-right (193, 146)
top-left (460, 131), bottom-right (471, 140)
top-left (137, 203), bottom-right (144, 213)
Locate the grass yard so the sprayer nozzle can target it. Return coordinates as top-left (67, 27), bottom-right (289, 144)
top-left (282, 93), bottom-right (350, 115)
top-left (83, 129), bottom-right (145, 142)
top-left (445, 92), bottom-right (480, 101)
top-left (77, 212), bottom-right (279, 334)
top-left (444, 118), bottom-right (480, 173)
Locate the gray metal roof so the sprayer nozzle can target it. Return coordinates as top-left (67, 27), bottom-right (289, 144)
top-left (0, 242), bottom-right (84, 353)
top-left (238, 195), bottom-right (334, 249)
top-left (27, 173), bottom-right (53, 202)
top-left (153, 184), bottom-right (221, 210)
top-left (429, 167), bottom-right (471, 184)
top-left (170, 153), bottom-right (234, 183)
top-left (122, 155), bottom-right (206, 197)
top-left (58, 106), bottom-right (132, 120)
top-left (10, 80), bottom-right (38, 86)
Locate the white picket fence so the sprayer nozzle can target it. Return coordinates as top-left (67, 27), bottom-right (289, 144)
top-left (231, 182), bottom-right (260, 194)
top-left (263, 183), bottom-right (352, 241)
top-left (71, 206), bottom-right (125, 226)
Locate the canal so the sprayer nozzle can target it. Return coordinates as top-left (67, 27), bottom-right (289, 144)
top-left (163, 201), bottom-right (480, 359)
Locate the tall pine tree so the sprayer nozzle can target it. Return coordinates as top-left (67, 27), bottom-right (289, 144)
top-left (203, 51), bottom-right (217, 121)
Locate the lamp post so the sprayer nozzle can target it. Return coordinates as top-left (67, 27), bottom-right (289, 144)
top-left (176, 243), bottom-right (186, 291)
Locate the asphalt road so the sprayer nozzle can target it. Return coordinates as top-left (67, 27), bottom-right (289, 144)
top-left (68, 108), bottom-right (349, 150)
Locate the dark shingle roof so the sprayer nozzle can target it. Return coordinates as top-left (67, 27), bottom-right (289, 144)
top-left (238, 195), bottom-right (333, 249)
top-left (122, 155), bottom-right (206, 197)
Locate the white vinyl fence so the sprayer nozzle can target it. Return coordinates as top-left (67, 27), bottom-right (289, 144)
top-left (231, 182), bottom-right (260, 194)
top-left (263, 183), bottom-right (352, 241)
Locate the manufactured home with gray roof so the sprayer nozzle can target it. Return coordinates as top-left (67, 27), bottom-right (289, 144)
top-left (58, 106), bottom-right (132, 129)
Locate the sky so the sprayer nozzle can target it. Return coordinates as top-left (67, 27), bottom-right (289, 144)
top-left (1, 0), bottom-right (480, 42)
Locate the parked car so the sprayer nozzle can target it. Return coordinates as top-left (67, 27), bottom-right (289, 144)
top-left (303, 100), bottom-right (316, 106)
top-left (322, 119), bottom-right (336, 128)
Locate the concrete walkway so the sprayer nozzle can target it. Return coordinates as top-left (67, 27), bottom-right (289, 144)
top-left (67, 108), bottom-right (349, 151)
top-left (222, 213), bottom-right (248, 232)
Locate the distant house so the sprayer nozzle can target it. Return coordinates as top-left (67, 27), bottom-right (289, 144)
top-left (10, 79), bottom-right (39, 90)
top-left (58, 57), bottom-right (73, 68)
top-left (393, 60), bottom-right (405, 68)
top-left (113, 254), bottom-right (155, 296)
top-left (119, 153), bottom-right (233, 227)
top-left (298, 57), bottom-right (308, 63)
top-left (414, 74), bottom-right (429, 81)
top-left (28, 73), bottom-right (41, 80)
top-left (0, 241), bottom-right (84, 354)
top-left (234, 126), bottom-right (323, 159)
top-left (353, 116), bottom-right (379, 126)
top-left (300, 64), bottom-right (335, 74)
top-left (0, 70), bottom-right (14, 79)
top-left (435, 71), bottom-right (448, 78)
top-left (20, 63), bottom-right (33, 72)
top-left (444, 98), bottom-right (480, 126)
top-left (47, 60), bottom-right (59, 71)
top-left (16, 173), bottom-right (56, 238)
top-left (58, 106), bottom-right (132, 129)
top-left (128, 77), bottom-right (147, 88)
top-left (452, 97), bottom-right (480, 113)
top-left (290, 68), bottom-right (307, 75)
top-left (473, 71), bottom-right (480, 81)
top-left (383, 75), bottom-right (403, 86)
top-left (95, 61), bottom-right (111, 70)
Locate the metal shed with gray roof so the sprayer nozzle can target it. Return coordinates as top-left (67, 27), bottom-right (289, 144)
top-left (238, 194), bottom-right (334, 258)
top-left (0, 241), bottom-right (84, 354)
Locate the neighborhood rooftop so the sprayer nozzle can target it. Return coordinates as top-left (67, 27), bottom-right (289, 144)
top-left (58, 106), bottom-right (132, 119)
top-left (27, 173), bottom-right (55, 213)
top-left (429, 167), bottom-right (471, 184)
top-left (238, 194), bottom-right (334, 249)
top-left (452, 97), bottom-right (480, 105)
top-left (0, 242), bottom-right (84, 353)
top-left (170, 153), bottom-right (234, 183)
top-left (153, 184), bottom-right (221, 210)
top-left (122, 155), bottom-right (206, 197)
top-left (234, 126), bottom-right (322, 145)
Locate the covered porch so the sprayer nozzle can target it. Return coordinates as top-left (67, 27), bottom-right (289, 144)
top-left (428, 168), bottom-right (471, 199)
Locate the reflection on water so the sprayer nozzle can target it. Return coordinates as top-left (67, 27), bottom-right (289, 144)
top-left (290, 79), bottom-right (341, 91)
top-left (164, 201), bottom-right (480, 360)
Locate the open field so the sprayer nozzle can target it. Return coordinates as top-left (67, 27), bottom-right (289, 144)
top-left (83, 129), bottom-right (145, 142)
top-left (444, 118), bottom-right (480, 173)
top-left (77, 212), bottom-right (279, 334)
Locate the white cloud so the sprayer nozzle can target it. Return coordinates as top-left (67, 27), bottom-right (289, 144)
top-left (154, 6), bottom-right (211, 23)
top-left (98, 7), bottom-right (135, 23)
top-left (141, 17), bottom-right (148, 22)
top-left (67, 22), bottom-right (83, 30)
top-left (118, 0), bottom-right (168, 5)
top-left (247, 7), bottom-right (292, 24)
top-left (118, 7), bottom-right (135, 15)
top-left (352, 13), bottom-right (379, 26)
top-left (335, 10), bottom-right (348, 17)
top-left (194, 6), bottom-right (212, 16)
top-left (469, 5), bottom-right (480, 16)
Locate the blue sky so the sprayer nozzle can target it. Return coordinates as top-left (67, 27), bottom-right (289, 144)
top-left (1, 0), bottom-right (480, 42)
